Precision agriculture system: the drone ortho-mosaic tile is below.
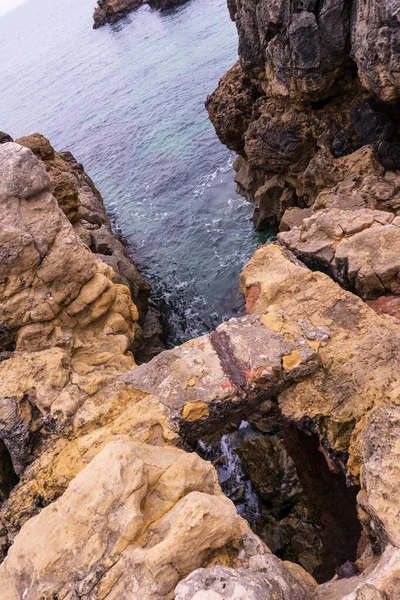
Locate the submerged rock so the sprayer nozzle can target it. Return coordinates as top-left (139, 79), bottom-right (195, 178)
top-left (93, 0), bottom-right (189, 28)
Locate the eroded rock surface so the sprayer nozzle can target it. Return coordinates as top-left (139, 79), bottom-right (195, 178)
top-left (0, 441), bottom-right (249, 600)
top-left (207, 0), bottom-right (400, 241)
top-left (278, 208), bottom-right (400, 299)
top-left (15, 133), bottom-right (151, 318)
top-left (1, 138), bottom-right (400, 598)
top-left (240, 243), bottom-right (400, 479)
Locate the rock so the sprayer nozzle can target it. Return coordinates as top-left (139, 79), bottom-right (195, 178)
top-left (352, 1), bottom-right (400, 101)
top-left (16, 134), bottom-right (151, 321)
top-left (93, 0), bottom-right (189, 28)
top-left (0, 142), bottom-right (141, 475)
top-left (252, 175), bottom-right (296, 230)
top-left (175, 554), bottom-right (316, 600)
top-left (0, 441), bottom-right (249, 599)
top-left (232, 0), bottom-right (351, 102)
top-left (205, 62), bottom-right (259, 154)
top-left (278, 208), bottom-right (400, 299)
top-left (207, 0), bottom-right (400, 228)
top-left (240, 243), bottom-right (400, 481)
top-left (2, 136), bottom-right (400, 599)
top-left (239, 436), bottom-right (302, 508)
top-left (366, 296), bottom-right (400, 320)
top-left (358, 405), bottom-right (400, 553)
top-left (0, 131), bottom-right (13, 144)
top-left (316, 544), bottom-right (400, 600)
top-left (238, 435), bottom-right (324, 576)
top-left (121, 313), bottom-right (320, 443)
top-left (93, 0), bottom-right (142, 28)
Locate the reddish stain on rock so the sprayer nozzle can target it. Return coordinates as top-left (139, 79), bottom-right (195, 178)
top-left (245, 284), bottom-right (261, 314)
top-left (366, 295), bottom-right (400, 320)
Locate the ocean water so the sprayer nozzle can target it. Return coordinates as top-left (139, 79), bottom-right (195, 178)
top-left (0, 0), bottom-right (271, 345)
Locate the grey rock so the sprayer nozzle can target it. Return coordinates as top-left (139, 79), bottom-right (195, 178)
top-left (0, 143), bottom-right (50, 200)
top-left (175, 555), bottom-right (315, 599)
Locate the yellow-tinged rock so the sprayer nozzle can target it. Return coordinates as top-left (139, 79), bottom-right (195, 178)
top-left (260, 311), bottom-right (283, 332)
top-left (282, 349), bottom-right (302, 371)
top-left (0, 441), bottom-right (249, 600)
top-left (182, 401), bottom-right (210, 421)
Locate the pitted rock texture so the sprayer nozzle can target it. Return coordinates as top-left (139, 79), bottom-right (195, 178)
top-left (121, 314), bottom-right (319, 442)
top-left (175, 557), bottom-right (316, 600)
top-left (2, 140), bottom-right (400, 598)
top-left (278, 208), bottom-right (400, 299)
top-left (352, 1), bottom-right (400, 102)
top-left (207, 0), bottom-right (400, 237)
top-left (0, 441), bottom-right (249, 600)
top-left (240, 244), bottom-right (400, 481)
top-left (240, 242), bottom-right (400, 594)
top-left (0, 142), bottom-right (142, 475)
top-left (15, 133), bottom-right (151, 318)
top-left (14, 133), bottom-right (164, 361)
top-left (93, 0), bottom-right (189, 28)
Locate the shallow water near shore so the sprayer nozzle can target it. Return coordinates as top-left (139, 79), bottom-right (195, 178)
top-left (0, 0), bottom-right (272, 345)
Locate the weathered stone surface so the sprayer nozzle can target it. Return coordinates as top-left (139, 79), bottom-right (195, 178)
top-left (366, 296), bottom-right (400, 320)
top-left (175, 554), bottom-right (316, 600)
top-left (232, 0), bottom-right (351, 102)
top-left (16, 133), bottom-right (151, 320)
top-left (239, 435), bottom-right (324, 576)
top-left (358, 406), bottom-right (400, 552)
top-left (240, 242), bottom-right (400, 592)
top-left (316, 544), bottom-right (400, 600)
top-left (3, 130), bottom-right (400, 599)
top-left (352, 1), bottom-right (400, 101)
top-left (0, 441), bottom-right (249, 599)
top-left (278, 208), bottom-right (400, 299)
top-left (121, 314), bottom-right (319, 441)
top-left (207, 0), bottom-right (400, 229)
top-left (240, 243), bottom-right (400, 480)
top-left (0, 142), bottom-right (141, 480)
top-left (93, 0), bottom-right (142, 27)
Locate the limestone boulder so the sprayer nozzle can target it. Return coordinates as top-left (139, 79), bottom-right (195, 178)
top-left (16, 133), bottom-right (151, 320)
top-left (278, 208), bottom-right (400, 298)
top-left (358, 405), bottom-right (400, 552)
top-left (240, 243), bottom-right (400, 481)
top-left (0, 143), bottom-right (141, 476)
top-left (0, 441), bottom-right (249, 599)
top-left (175, 555), bottom-right (316, 600)
top-left (0, 306), bottom-right (321, 555)
top-left (121, 313), bottom-right (320, 443)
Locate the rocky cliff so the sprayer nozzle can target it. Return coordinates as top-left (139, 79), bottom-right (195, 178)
top-left (207, 0), bottom-right (400, 239)
top-left (93, 0), bottom-right (189, 28)
top-left (1, 132), bottom-right (164, 363)
top-left (1, 138), bottom-right (400, 598)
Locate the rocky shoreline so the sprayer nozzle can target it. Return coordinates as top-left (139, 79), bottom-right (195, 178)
top-left (93, 0), bottom-right (189, 28)
top-left (1, 138), bottom-right (400, 597)
top-left (1, 0), bottom-right (400, 598)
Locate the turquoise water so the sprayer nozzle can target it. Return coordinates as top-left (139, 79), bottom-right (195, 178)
top-left (0, 0), bottom-right (270, 345)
